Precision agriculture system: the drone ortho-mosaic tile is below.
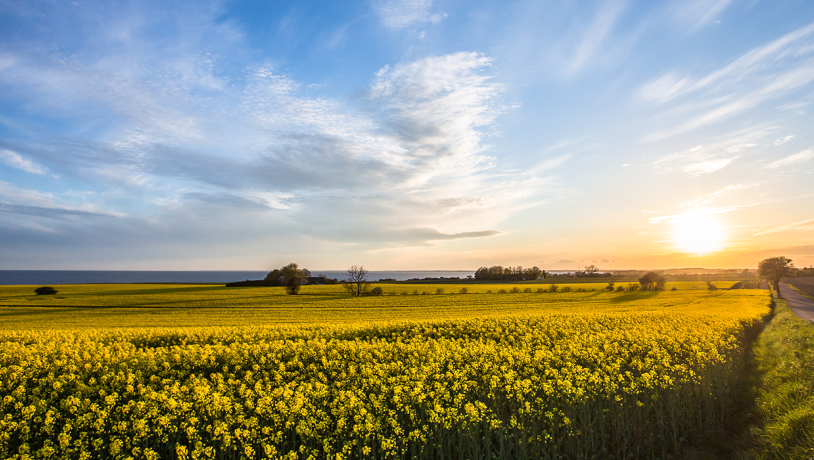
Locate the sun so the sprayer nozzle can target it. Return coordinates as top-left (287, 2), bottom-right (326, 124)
top-left (672, 212), bottom-right (726, 255)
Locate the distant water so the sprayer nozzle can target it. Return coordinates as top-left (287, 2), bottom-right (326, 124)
top-left (0, 270), bottom-right (476, 285)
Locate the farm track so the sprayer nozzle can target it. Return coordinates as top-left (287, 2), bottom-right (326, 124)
top-left (780, 282), bottom-right (814, 323)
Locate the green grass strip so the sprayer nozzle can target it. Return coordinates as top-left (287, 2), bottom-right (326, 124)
top-left (744, 298), bottom-right (814, 459)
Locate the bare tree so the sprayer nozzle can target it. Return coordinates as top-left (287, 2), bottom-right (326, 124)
top-left (759, 256), bottom-right (795, 298)
top-left (585, 265), bottom-right (599, 275)
top-left (343, 265), bottom-right (370, 297)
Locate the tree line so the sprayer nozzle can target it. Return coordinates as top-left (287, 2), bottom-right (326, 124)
top-left (474, 266), bottom-right (544, 281)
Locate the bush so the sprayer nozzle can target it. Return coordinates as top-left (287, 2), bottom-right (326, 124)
top-left (730, 281), bottom-right (744, 289)
top-left (561, 286), bottom-right (572, 292)
top-left (370, 287), bottom-right (383, 296)
top-left (498, 289), bottom-right (508, 294)
top-left (435, 288), bottom-right (445, 295)
top-left (627, 283), bottom-right (639, 291)
top-left (536, 288), bottom-right (545, 293)
top-left (459, 287), bottom-right (469, 294)
top-left (616, 285), bottom-right (625, 291)
top-left (523, 288), bottom-right (533, 293)
top-left (34, 286), bottom-right (57, 295)
top-left (606, 282), bottom-right (615, 291)
top-left (510, 287), bottom-right (521, 293)
top-left (548, 284), bottom-right (559, 293)
top-left (486, 290), bottom-right (493, 294)
top-left (707, 281), bottom-right (718, 290)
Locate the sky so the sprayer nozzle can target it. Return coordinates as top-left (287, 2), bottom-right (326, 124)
top-left (1, 0), bottom-right (813, 271)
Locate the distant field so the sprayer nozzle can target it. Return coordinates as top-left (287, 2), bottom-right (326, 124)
top-left (0, 281), bottom-right (746, 329)
top-left (788, 277), bottom-right (814, 298)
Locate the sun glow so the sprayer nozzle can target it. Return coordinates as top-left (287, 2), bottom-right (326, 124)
top-left (672, 212), bottom-right (726, 254)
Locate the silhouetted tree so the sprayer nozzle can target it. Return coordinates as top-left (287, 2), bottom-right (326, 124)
top-left (638, 271), bottom-right (666, 290)
top-left (585, 265), bottom-right (599, 275)
top-left (758, 256), bottom-right (795, 298)
top-left (34, 286), bottom-right (57, 295)
top-left (344, 265), bottom-right (370, 296)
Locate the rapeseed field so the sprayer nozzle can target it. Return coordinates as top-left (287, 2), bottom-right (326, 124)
top-left (0, 288), bottom-right (770, 459)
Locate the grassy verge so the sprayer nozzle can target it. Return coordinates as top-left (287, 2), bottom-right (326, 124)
top-left (741, 298), bottom-right (814, 459)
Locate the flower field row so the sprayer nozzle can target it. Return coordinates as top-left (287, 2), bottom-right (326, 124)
top-left (0, 290), bottom-right (771, 459)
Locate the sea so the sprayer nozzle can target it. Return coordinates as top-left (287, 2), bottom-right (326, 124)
top-left (0, 270), bottom-right (477, 285)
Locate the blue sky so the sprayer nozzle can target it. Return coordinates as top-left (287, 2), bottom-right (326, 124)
top-left (1, 0), bottom-right (813, 270)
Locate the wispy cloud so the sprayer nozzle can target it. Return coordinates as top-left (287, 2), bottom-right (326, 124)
top-left (545, 0), bottom-right (634, 76)
top-left (667, 0), bottom-right (733, 30)
top-left (652, 124), bottom-right (775, 175)
top-left (563, 0), bottom-right (629, 74)
top-left (641, 21), bottom-right (814, 141)
top-left (774, 135), bottom-right (795, 145)
top-left (754, 219), bottom-right (814, 236)
top-left (680, 183), bottom-right (757, 207)
top-left (766, 148), bottom-right (814, 169)
top-left (373, 0), bottom-right (443, 30)
top-left (0, 149), bottom-right (47, 174)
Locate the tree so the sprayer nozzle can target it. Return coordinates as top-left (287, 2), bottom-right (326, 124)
top-left (638, 271), bottom-right (666, 290)
top-left (263, 269), bottom-right (282, 285)
top-left (34, 286), bottom-right (57, 295)
top-left (343, 265), bottom-right (370, 297)
top-left (585, 265), bottom-right (599, 275)
top-left (525, 266), bottom-right (543, 280)
top-left (758, 256), bottom-right (795, 298)
top-left (279, 263), bottom-right (306, 295)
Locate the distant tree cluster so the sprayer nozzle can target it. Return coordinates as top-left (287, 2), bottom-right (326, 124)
top-left (474, 266), bottom-right (544, 281)
top-left (225, 263), bottom-right (336, 292)
top-left (793, 266), bottom-right (814, 277)
top-left (574, 265), bottom-right (613, 278)
top-left (638, 271), bottom-right (666, 290)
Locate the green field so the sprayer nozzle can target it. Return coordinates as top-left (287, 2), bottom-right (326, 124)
top-left (0, 281), bottom-right (746, 330)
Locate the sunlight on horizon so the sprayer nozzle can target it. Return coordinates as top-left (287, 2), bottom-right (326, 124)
top-left (672, 212), bottom-right (727, 255)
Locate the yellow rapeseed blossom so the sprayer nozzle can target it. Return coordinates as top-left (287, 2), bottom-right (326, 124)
top-left (0, 289), bottom-right (770, 459)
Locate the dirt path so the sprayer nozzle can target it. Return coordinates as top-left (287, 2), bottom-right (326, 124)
top-left (779, 283), bottom-right (814, 323)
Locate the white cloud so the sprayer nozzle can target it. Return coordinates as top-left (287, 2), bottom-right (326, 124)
top-left (681, 157), bottom-right (736, 175)
top-left (639, 72), bottom-right (690, 105)
top-left (767, 148), bottom-right (814, 169)
top-left (0, 48), bottom-right (519, 248)
top-left (373, 0), bottom-right (443, 30)
top-left (368, 52), bottom-right (505, 183)
top-left (0, 149), bottom-right (48, 174)
top-left (774, 135), bottom-right (795, 145)
top-left (667, 0), bottom-right (733, 30)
